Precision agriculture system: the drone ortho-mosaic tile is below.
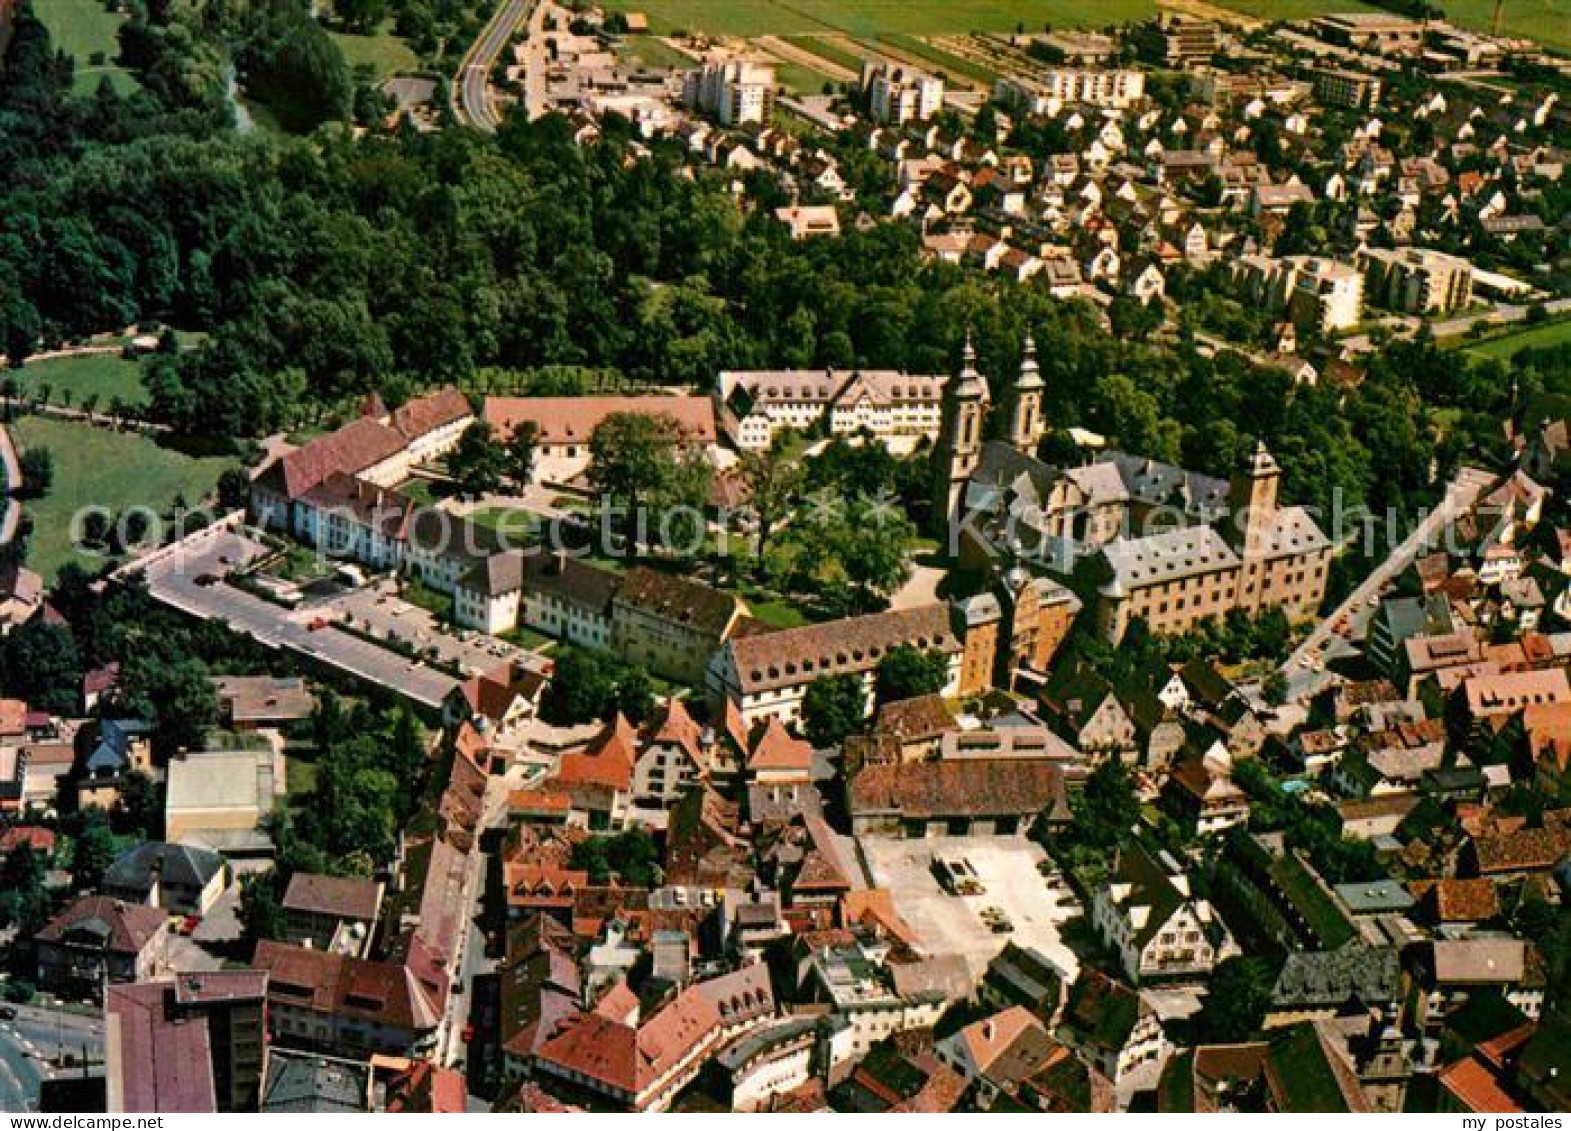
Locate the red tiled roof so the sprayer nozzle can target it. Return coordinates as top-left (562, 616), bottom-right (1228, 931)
top-left (0, 826), bottom-right (55, 855)
top-left (107, 982), bottom-right (217, 1113)
top-left (851, 760), bottom-right (1066, 821)
top-left (535, 983), bottom-right (722, 1099)
top-left (0, 698), bottom-right (27, 736)
top-left (382, 1059), bottom-right (467, 1113)
top-left (485, 395), bottom-right (717, 447)
top-left (874, 694), bottom-right (958, 743)
top-left (555, 715), bottom-right (637, 793)
top-left (1472, 823), bottom-right (1571, 875)
top-left (748, 717), bottom-right (814, 775)
top-left (644, 697), bottom-right (705, 767)
top-left (1437, 1057), bottom-right (1521, 1114)
top-left (252, 940), bottom-right (440, 1034)
top-left (1410, 878), bottom-right (1499, 922)
top-left (261, 416), bottom-right (407, 500)
top-left (37, 896), bottom-right (166, 956)
top-left (389, 387), bottom-right (472, 440)
top-left (282, 873), bottom-right (381, 921)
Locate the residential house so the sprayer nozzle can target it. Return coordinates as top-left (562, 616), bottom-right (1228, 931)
top-left (36, 896), bottom-right (170, 996)
top-left (102, 842), bottom-right (228, 916)
top-left (1058, 968), bottom-right (1172, 1087)
top-left (282, 873), bottom-right (383, 957)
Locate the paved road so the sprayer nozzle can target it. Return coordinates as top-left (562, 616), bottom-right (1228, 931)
top-left (456, 0), bottom-right (535, 131)
top-left (1280, 465), bottom-right (1495, 700)
top-left (0, 1003), bottom-right (105, 1113)
top-left (1432, 296), bottom-right (1571, 339)
top-left (0, 421), bottom-right (20, 546)
top-left (139, 524), bottom-right (460, 710)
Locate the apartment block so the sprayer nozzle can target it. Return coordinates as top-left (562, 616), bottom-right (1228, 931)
top-left (683, 57), bottom-right (776, 126)
top-left (862, 60), bottom-right (943, 124)
top-left (1357, 246), bottom-right (1474, 315)
top-left (994, 69), bottom-right (1146, 113)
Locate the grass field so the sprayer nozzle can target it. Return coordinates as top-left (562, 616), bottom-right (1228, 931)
top-left (603, 0), bottom-right (1156, 36)
top-left (604, 0), bottom-right (1561, 49)
top-left (1419, 0), bottom-right (1569, 51)
top-left (330, 26), bottom-right (421, 80)
top-left (620, 35), bottom-right (700, 72)
top-left (785, 35), bottom-right (869, 74)
top-left (871, 33), bottom-right (1000, 85)
top-left (1465, 317), bottom-right (1571, 361)
top-left (10, 416), bottom-right (236, 582)
top-left (32, 0), bottom-right (141, 95)
top-left (20, 354), bottom-right (147, 408)
top-left (772, 58), bottom-right (839, 93)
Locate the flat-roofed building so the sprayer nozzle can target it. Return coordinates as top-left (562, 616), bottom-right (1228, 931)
top-left (995, 69), bottom-right (1145, 112)
top-left (1357, 246), bottom-right (1474, 315)
top-left (683, 56), bottom-right (775, 126)
top-left (862, 60), bottom-right (943, 124)
top-left (164, 747), bottom-right (280, 857)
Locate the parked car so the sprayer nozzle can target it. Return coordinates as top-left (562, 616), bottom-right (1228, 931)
top-left (933, 856), bottom-right (984, 896)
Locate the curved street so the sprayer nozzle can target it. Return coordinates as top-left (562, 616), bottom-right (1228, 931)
top-left (455, 0), bottom-right (537, 131)
top-left (0, 418), bottom-right (21, 546)
top-left (0, 1002), bottom-right (105, 1113)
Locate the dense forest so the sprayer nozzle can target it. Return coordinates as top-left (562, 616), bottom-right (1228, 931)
top-left (1, 0), bottom-right (1567, 526)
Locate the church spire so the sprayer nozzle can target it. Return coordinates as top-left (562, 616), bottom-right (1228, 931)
top-left (1010, 331), bottom-right (1045, 453)
top-left (931, 328), bottom-right (991, 540)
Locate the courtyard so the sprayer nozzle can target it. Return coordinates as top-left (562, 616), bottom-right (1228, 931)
top-left (860, 834), bottom-right (1083, 982)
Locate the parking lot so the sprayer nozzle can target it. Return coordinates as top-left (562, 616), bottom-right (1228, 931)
top-left (860, 835), bottom-right (1083, 982)
top-left (307, 577), bottom-right (539, 678)
top-left (139, 525), bottom-right (460, 709)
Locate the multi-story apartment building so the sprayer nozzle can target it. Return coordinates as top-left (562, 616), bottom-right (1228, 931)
top-left (1357, 246), bottom-right (1474, 315)
top-left (252, 940), bottom-right (442, 1059)
top-left (107, 972), bottom-right (269, 1114)
top-left (683, 57), bottom-right (776, 126)
top-left (708, 602), bottom-right (966, 729)
top-left (717, 368), bottom-right (946, 451)
top-left (1231, 254), bottom-right (1365, 333)
top-left (994, 69), bottom-right (1146, 112)
top-left (1315, 68), bottom-right (1382, 109)
top-left (861, 60), bottom-right (943, 124)
top-left (1150, 13), bottom-right (1218, 65)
